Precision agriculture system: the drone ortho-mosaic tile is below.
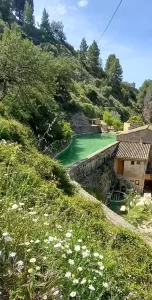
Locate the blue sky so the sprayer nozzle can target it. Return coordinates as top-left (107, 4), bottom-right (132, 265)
top-left (34, 0), bottom-right (152, 88)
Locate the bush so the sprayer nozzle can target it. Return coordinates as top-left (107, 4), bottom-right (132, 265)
top-left (0, 116), bottom-right (35, 147)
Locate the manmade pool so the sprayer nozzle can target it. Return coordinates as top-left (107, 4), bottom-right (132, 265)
top-left (57, 133), bottom-right (116, 167)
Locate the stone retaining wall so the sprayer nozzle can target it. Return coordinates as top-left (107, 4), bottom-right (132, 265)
top-left (68, 141), bottom-right (118, 183)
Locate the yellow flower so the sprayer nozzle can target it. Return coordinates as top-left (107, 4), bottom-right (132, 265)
top-left (28, 268), bottom-right (33, 273)
top-left (72, 274), bottom-right (75, 278)
top-left (30, 258), bottom-right (36, 263)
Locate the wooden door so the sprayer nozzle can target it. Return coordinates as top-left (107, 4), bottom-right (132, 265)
top-left (117, 160), bottom-right (124, 175)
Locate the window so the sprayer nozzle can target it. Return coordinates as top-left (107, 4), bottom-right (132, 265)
top-left (137, 161), bottom-right (140, 165)
top-left (135, 180), bottom-right (139, 185)
top-left (131, 161), bottom-right (135, 165)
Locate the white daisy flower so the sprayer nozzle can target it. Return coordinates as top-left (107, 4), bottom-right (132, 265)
top-left (74, 245), bottom-right (81, 252)
top-left (54, 243), bottom-right (62, 248)
top-left (11, 204), bottom-right (18, 210)
top-left (65, 271), bottom-right (71, 278)
top-left (81, 278), bottom-right (87, 284)
top-left (103, 282), bottom-right (109, 288)
top-left (16, 260), bottom-right (24, 266)
top-left (78, 267), bottom-right (83, 271)
top-left (73, 279), bottom-right (79, 284)
top-left (70, 291), bottom-right (76, 298)
top-left (9, 252), bottom-right (16, 258)
top-left (65, 232), bottom-right (72, 238)
top-left (68, 259), bottom-right (74, 265)
top-left (93, 252), bottom-right (99, 257)
top-left (67, 249), bottom-right (72, 254)
top-left (89, 284), bottom-right (95, 291)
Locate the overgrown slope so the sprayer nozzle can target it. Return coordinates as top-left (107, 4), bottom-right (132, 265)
top-left (0, 117), bottom-right (152, 300)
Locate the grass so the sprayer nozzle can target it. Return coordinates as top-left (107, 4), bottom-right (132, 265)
top-left (0, 118), bottom-right (152, 299)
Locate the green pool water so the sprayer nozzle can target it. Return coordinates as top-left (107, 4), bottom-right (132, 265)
top-left (57, 133), bottom-right (116, 168)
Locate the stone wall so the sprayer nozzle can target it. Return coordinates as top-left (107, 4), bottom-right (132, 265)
top-left (117, 128), bottom-right (152, 143)
top-left (70, 112), bottom-right (101, 135)
top-left (68, 142), bottom-right (119, 199)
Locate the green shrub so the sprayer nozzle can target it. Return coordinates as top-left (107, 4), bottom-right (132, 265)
top-left (0, 116), bottom-right (35, 147)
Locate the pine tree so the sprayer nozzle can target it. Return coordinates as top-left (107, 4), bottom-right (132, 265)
top-left (13, 0), bottom-right (33, 20)
top-left (0, 0), bottom-right (12, 22)
top-left (40, 8), bottom-right (51, 34)
top-left (50, 21), bottom-right (66, 41)
top-left (87, 40), bottom-right (100, 77)
top-left (23, 0), bottom-right (34, 26)
top-left (80, 38), bottom-right (88, 60)
top-left (105, 54), bottom-right (123, 87)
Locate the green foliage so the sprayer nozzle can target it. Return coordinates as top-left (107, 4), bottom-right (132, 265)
top-left (87, 40), bottom-right (102, 77)
top-left (103, 110), bottom-right (113, 127)
top-left (22, 0), bottom-right (34, 26)
top-left (105, 54), bottom-right (123, 89)
top-left (50, 21), bottom-right (66, 41)
top-left (0, 116), bottom-right (35, 147)
top-left (112, 118), bottom-right (123, 131)
top-left (0, 0), bottom-right (12, 22)
top-left (137, 80), bottom-right (152, 122)
top-left (0, 142), bottom-right (152, 299)
top-left (128, 115), bottom-right (144, 126)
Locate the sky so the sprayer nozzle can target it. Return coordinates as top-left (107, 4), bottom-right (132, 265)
top-left (34, 0), bottom-right (152, 88)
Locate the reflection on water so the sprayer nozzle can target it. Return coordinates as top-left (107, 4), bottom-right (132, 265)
top-left (57, 133), bottom-right (116, 168)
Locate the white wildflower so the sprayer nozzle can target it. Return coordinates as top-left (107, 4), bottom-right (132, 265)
top-left (103, 282), bottom-right (109, 288)
top-left (70, 291), bottom-right (76, 298)
top-left (27, 248), bottom-right (32, 252)
top-left (89, 284), bottom-right (95, 291)
top-left (68, 259), bottom-right (74, 265)
top-left (73, 279), bottom-right (79, 284)
top-left (2, 232), bottom-right (9, 237)
top-left (65, 244), bottom-right (70, 249)
top-left (11, 204), bottom-right (18, 210)
top-left (99, 254), bottom-right (103, 259)
top-left (33, 218), bottom-right (38, 222)
top-left (4, 236), bottom-right (13, 242)
top-left (78, 239), bottom-right (82, 243)
top-left (43, 295), bottom-right (47, 300)
top-left (81, 278), bottom-right (87, 284)
top-left (82, 251), bottom-right (89, 258)
top-left (56, 224), bottom-right (62, 229)
top-left (93, 252), bottom-right (99, 257)
top-left (120, 205), bottom-right (126, 212)
top-left (74, 245), bottom-right (81, 252)
top-left (65, 271), bottom-right (71, 278)
top-left (24, 242), bottom-right (30, 246)
top-left (19, 202), bottom-right (25, 206)
top-left (54, 243), bottom-right (62, 248)
top-left (48, 236), bottom-right (54, 242)
top-left (36, 266), bottom-right (41, 271)
top-left (65, 232), bottom-right (72, 238)
top-left (62, 254), bottom-right (66, 258)
top-left (9, 252), bottom-right (16, 258)
top-left (78, 267), bottom-right (83, 272)
top-left (67, 249), bottom-right (72, 254)
top-left (82, 246), bottom-right (87, 250)
top-left (53, 290), bottom-right (59, 296)
top-left (35, 240), bottom-right (40, 244)
top-left (29, 211), bottom-right (37, 215)
top-left (44, 213), bottom-right (49, 217)
top-left (16, 260), bottom-right (24, 266)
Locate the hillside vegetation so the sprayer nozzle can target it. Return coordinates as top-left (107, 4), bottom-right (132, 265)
top-left (0, 1), bottom-right (152, 300)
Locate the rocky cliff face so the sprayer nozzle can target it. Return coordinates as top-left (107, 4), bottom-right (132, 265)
top-left (70, 112), bottom-right (101, 134)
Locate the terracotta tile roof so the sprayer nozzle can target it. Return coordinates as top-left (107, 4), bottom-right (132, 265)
top-left (114, 142), bottom-right (151, 160)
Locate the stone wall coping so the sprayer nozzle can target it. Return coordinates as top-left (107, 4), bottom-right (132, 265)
top-left (68, 141), bottom-right (119, 170)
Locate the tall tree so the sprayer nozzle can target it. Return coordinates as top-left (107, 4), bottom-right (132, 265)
top-left (80, 38), bottom-right (88, 60)
top-left (105, 54), bottom-right (123, 87)
top-left (13, 0), bottom-right (33, 20)
top-left (0, 0), bottom-right (12, 22)
top-left (50, 21), bottom-right (66, 41)
top-left (40, 8), bottom-right (52, 40)
top-left (87, 40), bottom-right (100, 77)
top-left (22, 0), bottom-right (34, 26)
